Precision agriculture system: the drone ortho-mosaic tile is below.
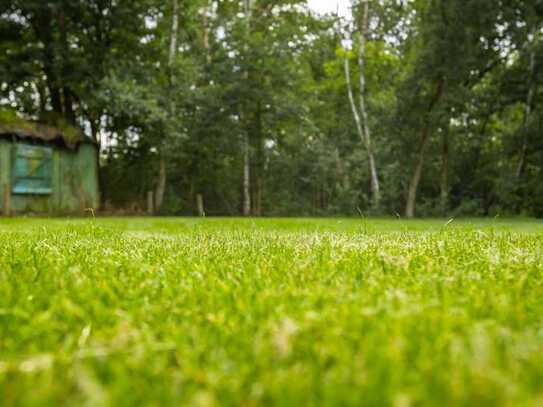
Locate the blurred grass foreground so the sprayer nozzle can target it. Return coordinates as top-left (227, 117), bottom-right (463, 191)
top-left (1, 217), bottom-right (542, 406)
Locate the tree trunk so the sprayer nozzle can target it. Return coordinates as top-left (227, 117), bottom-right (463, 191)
top-left (36, 82), bottom-right (47, 116)
top-left (405, 78), bottom-right (445, 218)
top-left (357, 0), bottom-right (380, 209)
top-left (405, 126), bottom-right (430, 219)
top-left (252, 173), bottom-right (262, 217)
top-left (58, 11), bottom-right (76, 124)
top-left (189, 0), bottom-right (212, 215)
top-left (242, 0), bottom-right (253, 216)
top-left (42, 37), bottom-right (62, 114)
top-left (90, 119), bottom-right (102, 210)
top-left (343, 0), bottom-right (380, 210)
top-left (169, 0), bottom-right (179, 71)
top-left (48, 84), bottom-right (62, 114)
top-left (202, 2), bottom-right (211, 65)
top-left (155, 0), bottom-right (179, 213)
top-left (344, 57), bottom-right (365, 147)
top-left (30, 8), bottom-right (62, 115)
top-left (243, 132), bottom-right (251, 216)
top-left (147, 191), bottom-right (155, 215)
top-left (252, 101), bottom-right (264, 216)
top-left (196, 193), bottom-right (205, 217)
top-left (63, 87), bottom-right (76, 124)
top-left (440, 129), bottom-right (449, 215)
top-left (515, 46), bottom-right (537, 178)
top-left (155, 157), bottom-right (166, 212)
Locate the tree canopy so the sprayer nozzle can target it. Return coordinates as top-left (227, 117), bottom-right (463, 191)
top-left (1, 0), bottom-right (542, 217)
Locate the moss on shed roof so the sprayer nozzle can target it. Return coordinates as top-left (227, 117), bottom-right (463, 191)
top-left (0, 109), bottom-right (88, 150)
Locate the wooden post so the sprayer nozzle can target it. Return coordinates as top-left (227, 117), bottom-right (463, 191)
top-left (3, 183), bottom-right (10, 216)
top-left (147, 190), bottom-right (154, 215)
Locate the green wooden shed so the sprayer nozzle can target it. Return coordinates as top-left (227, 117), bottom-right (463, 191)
top-left (0, 120), bottom-right (99, 215)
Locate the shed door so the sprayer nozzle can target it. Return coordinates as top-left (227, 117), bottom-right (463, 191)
top-left (12, 144), bottom-right (53, 195)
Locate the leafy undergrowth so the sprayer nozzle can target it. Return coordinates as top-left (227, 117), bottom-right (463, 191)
top-left (0, 218), bottom-right (542, 406)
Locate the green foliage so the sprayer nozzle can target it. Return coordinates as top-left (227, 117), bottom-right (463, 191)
top-left (0, 108), bottom-right (30, 129)
top-left (0, 218), bottom-right (543, 404)
top-left (1, 0), bottom-right (542, 217)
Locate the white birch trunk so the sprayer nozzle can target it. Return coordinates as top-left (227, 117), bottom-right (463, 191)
top-left (357, 0), bottom-right (380, 208)
top-left (343, 0), bottom-right (380, 209)
top-left (344, 57), bottom-right (365, 147)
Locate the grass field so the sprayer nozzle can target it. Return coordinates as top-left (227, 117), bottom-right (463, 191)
top-left (1, 217), bottom-right (542, 406)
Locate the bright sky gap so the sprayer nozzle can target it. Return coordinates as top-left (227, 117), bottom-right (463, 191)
top-left (307, 0), bottom-right (350, 16)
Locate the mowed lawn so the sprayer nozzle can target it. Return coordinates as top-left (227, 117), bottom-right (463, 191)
top-left (1, 218), bottom-right (542, 406)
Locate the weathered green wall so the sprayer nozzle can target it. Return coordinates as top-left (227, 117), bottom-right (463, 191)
top-left (0, 140), bottom-right (99, 214)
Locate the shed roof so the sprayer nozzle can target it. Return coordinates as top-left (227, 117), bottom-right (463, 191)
top-left (0, 115), bottom-right (92, 150)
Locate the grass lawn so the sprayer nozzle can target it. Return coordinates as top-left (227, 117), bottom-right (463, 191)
top-left (1, 217), bottom-right (542, 406)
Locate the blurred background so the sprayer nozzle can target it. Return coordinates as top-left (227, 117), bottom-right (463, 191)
top-left (0, 0), bottom-right (542, 218)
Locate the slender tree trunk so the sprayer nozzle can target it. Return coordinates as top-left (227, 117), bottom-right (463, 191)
top-left (202, 2), bottom-right (211, 65)
top-left (252, 101), bottom-right (264, 216)
top-left (440, 128), bottom-right (449, 215)
top-left (169, 0), bottom-right (179, 69)
top-left (58, 11), bottom-right (76, 124)
top-left (48, 85), bottom-right (62, 114)
top-left (90, 119), bottom-right (102, 209)
top-left (155, 158), bottom-right (166, 212)
top-left (405, 127), bottom-right (430, 219)
top-left (42, 30), bottom-right (62, 114)
top-left (30, 9), bottom-right (62, 115)
top-left (147, 191), bottom-right (154, 215)
top-left (196, 193), bottom-right (205, 217)
top-left (343, 0), bottom-right (380, 209)
top-left (63, 87), bottom-right (76, 124)
top-left (256, 177), bottom-right (263, 216)
top-left (192, 0), bottom-right (211, 215)
top-left (242, 0), bottom-right (253, 216)
top-left (357, 0), bottom-right (380, 209)
top-left (36, 82), bottom-right (47, 116)
top-left (344, 57), bottom-right (365, 146)
top-left (243, 132), bottom-right (251, 216)
top-left (516, 46), bottom-right (537, 178)
top-left (155, 0), bottom-right (179, 213)
top-left (405, 78), bottom-right (444, 218)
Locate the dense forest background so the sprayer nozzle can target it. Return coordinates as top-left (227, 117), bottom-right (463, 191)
top-left (1, 0), bottom-right (542, 217)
